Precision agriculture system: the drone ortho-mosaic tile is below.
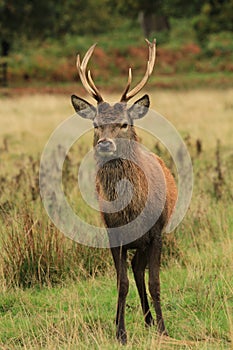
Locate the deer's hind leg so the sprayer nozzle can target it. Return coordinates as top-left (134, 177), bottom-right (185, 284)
top-left (148, 236), bottom-right (168, 335)
top-left (131, 248), bottom-right (154, 327)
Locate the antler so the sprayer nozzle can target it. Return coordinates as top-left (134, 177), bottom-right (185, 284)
top-left (76, 43), bottom-right (104, 103)
top-left (120, 39), bottom-right (156, 102)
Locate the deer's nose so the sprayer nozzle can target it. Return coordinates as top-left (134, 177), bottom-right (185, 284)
top-left (97, 138), bottom-right (113, 150)
top-left (96, 138), bottom-right (116, 156)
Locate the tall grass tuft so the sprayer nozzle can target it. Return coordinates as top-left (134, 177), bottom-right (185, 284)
top-left (1, 206), bottom-right (112, 288)
top-left (0, 152), bottom-right (112, 288)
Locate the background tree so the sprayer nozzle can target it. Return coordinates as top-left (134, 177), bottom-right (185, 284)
top-left (0, 0), bottom-right (115, 85)
top-left (193, 0), bottom-right (233, 43)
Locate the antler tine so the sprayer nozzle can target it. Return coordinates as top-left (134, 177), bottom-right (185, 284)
top-left (76, 43), bottom-right (103, 103)
top-left (87, 70), bottom-right (103, 99)
top-left (76, 54), bottom-right (95, 98)
top-left (120, 68), bottom-right (132, 103)
top-left (81, 43), bottom-right (96, 71)
top-left (120, 39), bottom-right (156, 102)
top-left (145, 39), bottom-right (156, 75)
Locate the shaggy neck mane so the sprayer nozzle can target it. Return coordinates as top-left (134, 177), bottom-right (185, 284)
top-left (96, 140), bottom-right (146, 202)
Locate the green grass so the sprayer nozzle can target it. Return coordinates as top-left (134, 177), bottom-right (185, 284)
top-left (0, 90), bottom-right (233, 348)
top-left (0, 266), bottom-right (232, 349)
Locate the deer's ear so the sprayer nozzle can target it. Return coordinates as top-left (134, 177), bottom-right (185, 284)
top-left (128, 94), bottom-right (150, 120)
top-left (71, 95), bottom-right (96, 120)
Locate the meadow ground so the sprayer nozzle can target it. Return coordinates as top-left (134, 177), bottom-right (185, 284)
top-left (0, 89), bottom-right (233, 349)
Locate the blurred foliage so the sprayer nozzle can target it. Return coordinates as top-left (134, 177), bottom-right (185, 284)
top-left (205, 31), bottom-right (233, 55)
top-left (0, 0), bottom-right (232, 46)
top-left (0, 0), bottom-right (233, 88)
top-left (112, 0), bottom-right (202, 18)
top-left (193, 0), bottom-right (233, 44)
top-left (0, 0), bottom-right (119, 43)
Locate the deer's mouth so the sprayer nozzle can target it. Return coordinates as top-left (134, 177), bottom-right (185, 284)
top-left (96, 139), bottom-right (117, 158)
top-left (97, 150), bottom-right (115, 158)
top-left (96, 147), bottom-right (116, 158)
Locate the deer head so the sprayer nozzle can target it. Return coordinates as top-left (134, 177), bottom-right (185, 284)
top-left (71, 39), bottom-right (156, 158)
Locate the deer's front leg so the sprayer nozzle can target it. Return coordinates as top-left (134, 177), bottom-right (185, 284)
top-left (111, 246), bottom-right (129, 345)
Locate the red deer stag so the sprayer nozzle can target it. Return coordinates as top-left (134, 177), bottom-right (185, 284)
top-left (71, 40), bottom-right (177, 344)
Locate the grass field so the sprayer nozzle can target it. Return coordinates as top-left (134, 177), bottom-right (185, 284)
top-left (0, 89), bottom-right (233, 349)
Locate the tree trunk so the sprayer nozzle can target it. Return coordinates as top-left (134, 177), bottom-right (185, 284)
top-left (138, 12), bottom-right (170, 38)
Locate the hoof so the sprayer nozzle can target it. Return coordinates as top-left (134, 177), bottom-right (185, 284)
top-left (117, 329), bottom-right (127, 345)
top-left (158, 327), bottom-right (168, 337)
top-left (145, 314), bottom-right (154, 327)
top-left (160, 329), bottom-right (169, 337)
top-left (157, 320), bottom-right (168, 336)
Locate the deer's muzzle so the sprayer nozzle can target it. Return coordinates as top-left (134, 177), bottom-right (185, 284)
top-left (96, 138), bottom-right (116, 157)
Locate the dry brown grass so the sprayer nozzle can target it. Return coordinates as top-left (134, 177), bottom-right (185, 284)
top-left (1, 89), bottom-right (232, 151)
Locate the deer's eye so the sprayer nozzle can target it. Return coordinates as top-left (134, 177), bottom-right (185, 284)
top-left (121, 123), bottom-right (128, 130)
